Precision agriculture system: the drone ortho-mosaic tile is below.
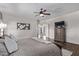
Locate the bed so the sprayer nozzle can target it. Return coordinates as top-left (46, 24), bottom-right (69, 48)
top-left (10, 38), bottom-right (61, 56)
top-left (0, 38), bottom-right (61, 56)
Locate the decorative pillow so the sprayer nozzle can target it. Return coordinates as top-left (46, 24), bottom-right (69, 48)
top-left (10, 34), bottom-right (17, 42)
top-left (0, 43), bottom-right (8, 56)
top-left (4, 36), bottom-right (18, 54)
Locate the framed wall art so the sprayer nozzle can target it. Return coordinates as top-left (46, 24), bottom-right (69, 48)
top-left (17, 23), bottom-right (30, 30)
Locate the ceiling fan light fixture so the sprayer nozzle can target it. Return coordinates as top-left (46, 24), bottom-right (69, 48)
top-left (34, 8), bottom-right (50, 17)
top-left (40, 14), bottom-right (44, 17)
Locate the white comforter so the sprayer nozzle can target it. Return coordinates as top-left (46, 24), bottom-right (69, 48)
top-left (10, 38), bottom-right (61, 56)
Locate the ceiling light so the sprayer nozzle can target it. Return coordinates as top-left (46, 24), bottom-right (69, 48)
top-left (40, 14), bottom-right (44, 17)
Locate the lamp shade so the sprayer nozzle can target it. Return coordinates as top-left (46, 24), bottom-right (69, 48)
top-left (0, 22), bottom-right (7, 29)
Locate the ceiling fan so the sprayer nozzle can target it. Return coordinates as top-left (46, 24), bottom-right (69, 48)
top-left (34, 8), bottom-right (51, 17)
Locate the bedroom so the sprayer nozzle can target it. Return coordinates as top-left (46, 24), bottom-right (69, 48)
top-left (0, 3), bottom-right (79, 56)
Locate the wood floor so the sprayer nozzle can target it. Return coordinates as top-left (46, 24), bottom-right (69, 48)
top-left (54, 41), bottom-right (79, 56)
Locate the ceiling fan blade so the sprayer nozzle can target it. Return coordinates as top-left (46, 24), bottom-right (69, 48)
top-left (40, 8), bottom-right (43, 10)
top-left (43, 10), bottom-right (46, 12)
top-left (44, 13), bottom-right (51, 15)
top-left (35, 14), bottom-right (39, 17)
top-left (34, 12), bottom-right (39, 13)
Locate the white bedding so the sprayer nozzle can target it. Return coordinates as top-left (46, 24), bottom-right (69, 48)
top-left (10, 38), bottom-right (61, 56)
top-left (0, 42), bottom-right (8, 56)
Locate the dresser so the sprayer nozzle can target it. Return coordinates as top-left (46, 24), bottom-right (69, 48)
top-left (54, 21), bottom-right (66, 43)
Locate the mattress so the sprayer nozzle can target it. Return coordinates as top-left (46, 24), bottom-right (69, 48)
top-left (10, 38), bottom-right (61, 56)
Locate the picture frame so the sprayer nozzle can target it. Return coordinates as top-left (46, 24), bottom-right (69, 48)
top-left (17, 23), bottom-right (30, 30)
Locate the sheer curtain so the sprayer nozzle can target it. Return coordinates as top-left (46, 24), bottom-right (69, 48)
top-left (38, 24), bottom-right (49, 40)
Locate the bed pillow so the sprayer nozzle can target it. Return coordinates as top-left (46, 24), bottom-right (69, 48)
top-left (10, 34), bottom-right (17, 42)
top-left (4, 36), bottom-right (18, 53)
top-left (0, 43), bottom-right (8, 56)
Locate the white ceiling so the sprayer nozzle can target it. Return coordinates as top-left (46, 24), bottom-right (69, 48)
top-left (0, 3), bottom-right (79, 20)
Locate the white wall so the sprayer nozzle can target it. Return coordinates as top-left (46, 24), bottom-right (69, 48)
top-left (2, 10), bottom-right (79, 44)
top-left (41, 11), bottom-right (79, 44)
top-left (2, 12), bottom-right (37, 40)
